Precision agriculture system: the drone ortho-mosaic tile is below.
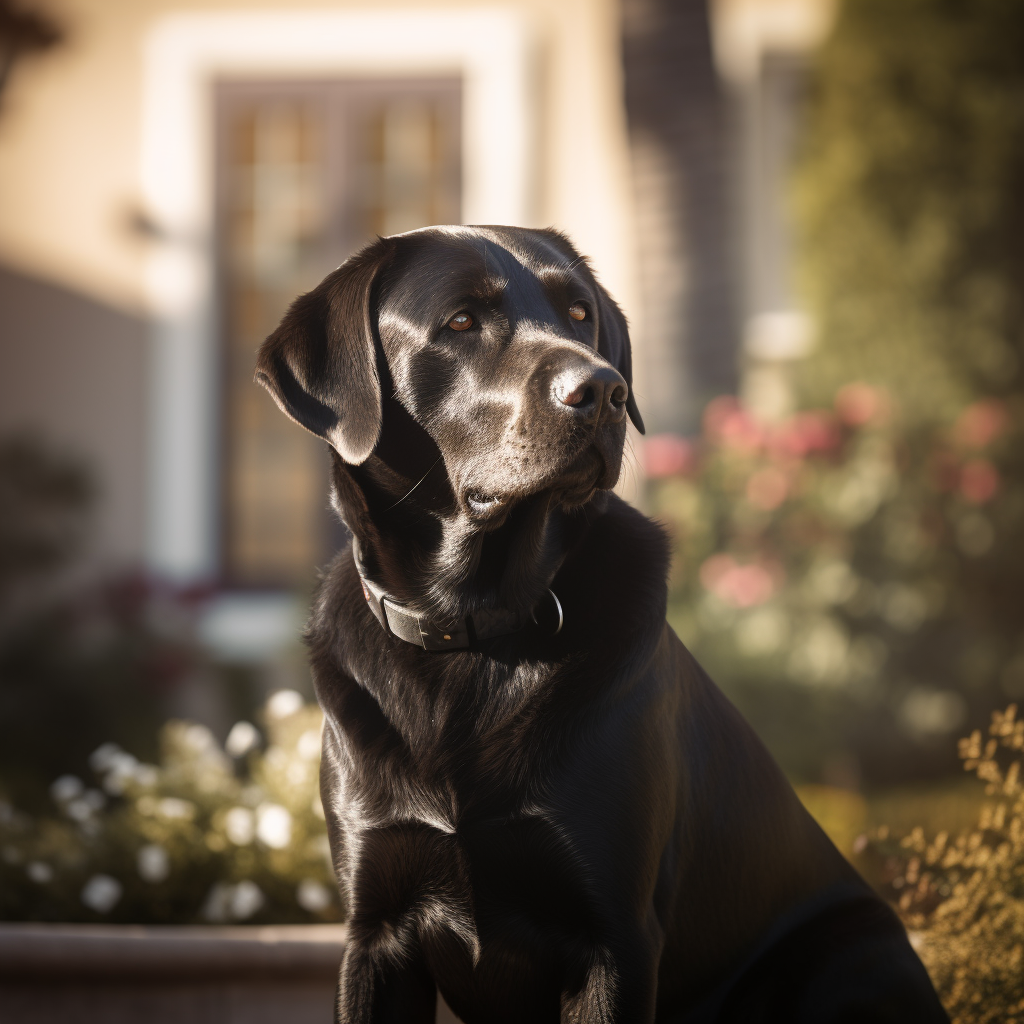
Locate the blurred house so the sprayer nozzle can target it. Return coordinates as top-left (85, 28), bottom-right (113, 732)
top-left (0, 0), bottom-right (832, 668)
top-left (711, 0), bottom-right (836, 422)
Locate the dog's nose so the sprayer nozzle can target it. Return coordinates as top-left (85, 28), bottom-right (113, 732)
top-left (552, 364), bottom-right (628, 425)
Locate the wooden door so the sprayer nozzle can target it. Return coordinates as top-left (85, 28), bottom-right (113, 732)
top-left (215, 78), bottom-right (461, 589)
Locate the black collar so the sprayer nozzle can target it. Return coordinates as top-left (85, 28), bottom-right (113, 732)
top-left (353, 547), bottom-right (563, 651)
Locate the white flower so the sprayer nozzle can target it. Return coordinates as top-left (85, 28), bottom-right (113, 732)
top-left (157, 797), bottom-right (195, 820)
top-left (225, 721), bottom-right (260, 757)
top-left (50, 775), bottom-right (84, 804)
top-left (182, 724), bottom-right (217, 753)
top-left (256, 804), bottom-right (292, 849)
top-left (266, 689), bottom-right (303, 720)
top-left (296, 729), bottom-right (322, 761)
top-left (88, 743), bottom-right (123, 774)
top-left (296, 879), bottom-right (332, 913)
top-left (26, 861), bottom-right (53, 884)
top-left (230, 880), bottom-right (264, 920)
top-left (201, 882), bottom-right (231, 922)
top-left (66, 789), bottom-right (105, 822)
top-left (81, 874), bottom-right (122, 914)
top-left (224, 806), bottom-right (255, 846)
top-left (203, 880), bottom-right (265, 921)
top-left (83, 789), bottom-right (106, 812)
top-left (102, 751), bottom-right (141, 794)
top-left (137, 844), bottom-right (170, 883)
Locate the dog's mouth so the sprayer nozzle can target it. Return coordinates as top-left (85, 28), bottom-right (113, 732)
top-left (466, 491), bottom-right (504, 516)
top-left (462, 443), bottom-right (615, 523)
top-left (551, 446), bottom-right (608, 506)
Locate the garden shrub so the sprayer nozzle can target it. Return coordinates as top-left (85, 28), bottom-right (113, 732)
top-left (649, 384), bottom-right (1023, 787)
top-left (858, 706), bottom-right (1024, 1023)
top-left (0, 690), bottom-right (340, 924)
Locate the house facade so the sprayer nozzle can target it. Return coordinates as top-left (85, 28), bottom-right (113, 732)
top-left (0, 0), bottom-right (832, 658)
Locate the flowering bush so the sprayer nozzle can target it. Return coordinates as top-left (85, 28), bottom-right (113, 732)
top-left (0, 690), bottom-right (340, 924)
top-left (856, 706), bottom-right (1024, 1023)
top-left (649, 387), bottom-right (1024, 786)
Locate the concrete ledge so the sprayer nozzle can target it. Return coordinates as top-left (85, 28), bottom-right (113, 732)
top-left (0, 923), bottom-right (348, 981)
top-left (0, 923), bottom-right (461, 1024)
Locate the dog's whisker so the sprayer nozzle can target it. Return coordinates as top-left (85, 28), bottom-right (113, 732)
top-left (384, 456), bottom-right (443, 512)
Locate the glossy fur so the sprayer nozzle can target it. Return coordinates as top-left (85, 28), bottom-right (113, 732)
top-left (256, 226), bottom-right (947, 1023)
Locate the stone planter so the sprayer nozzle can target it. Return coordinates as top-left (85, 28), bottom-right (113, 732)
top-left (0, 923), bottom-right (461, 1023)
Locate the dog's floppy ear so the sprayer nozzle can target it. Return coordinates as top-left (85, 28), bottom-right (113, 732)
top-left (255, 241), bottom-right (392, 464)
top-left (595, 286), bottom-right (645, 435)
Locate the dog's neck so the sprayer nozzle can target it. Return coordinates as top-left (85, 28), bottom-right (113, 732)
top-left (350, 537), bottom-right (563, 649)
top-left (330, 447), bottom-right (597, 621)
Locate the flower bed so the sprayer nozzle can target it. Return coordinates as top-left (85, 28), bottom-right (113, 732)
top-left (1, 693), bottom-right (340, 926)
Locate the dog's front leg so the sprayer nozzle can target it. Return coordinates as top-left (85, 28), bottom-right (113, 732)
top-left (335, 940), bottom-right (437, 1024)
top-left (560, 941), bottom-right (659, 1024)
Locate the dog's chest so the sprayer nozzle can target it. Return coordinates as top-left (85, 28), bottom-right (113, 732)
top-left (343, 800), bottom-right (596, 1019)
top-left (328, 709), bottom-right (595, 955)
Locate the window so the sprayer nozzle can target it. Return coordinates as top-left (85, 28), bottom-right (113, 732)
top-left (215, 78), bottom-right (460, 588)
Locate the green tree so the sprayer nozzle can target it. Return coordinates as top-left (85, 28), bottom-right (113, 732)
top-left (653, 1), bottom-right (1024, 789)
top-left (794, 0), bottom-right (1024, 422)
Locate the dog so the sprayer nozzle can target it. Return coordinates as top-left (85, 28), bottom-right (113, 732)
top-left (255, 226), bottom-right (948, 1023)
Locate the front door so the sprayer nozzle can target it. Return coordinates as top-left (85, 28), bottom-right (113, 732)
top-left (215, 77), bottom-right (461, 590)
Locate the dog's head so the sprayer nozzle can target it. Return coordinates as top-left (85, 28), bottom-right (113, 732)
top-left (256, 226), bottom-right (643, 615)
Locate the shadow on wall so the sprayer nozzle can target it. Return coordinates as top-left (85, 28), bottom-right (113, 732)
top-left (0, 263), bottom-right (148, 568)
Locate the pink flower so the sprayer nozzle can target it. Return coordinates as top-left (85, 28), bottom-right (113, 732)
top-left (704, 396), bottom-right (761, 453)
top-left (700, 554), bottom-right (776, 608)
top-left (704, 396), bottom-right (742, 436)
top-left (835, 382), bottom-right (888, 426)
top-left (699, 553), bottom-right (733, 590)
top-left (770, 411), bottom-right (840, 457)
top-left (644, 434), bottom-right (695, 478)
top-left (953, 400), bottom-right (1007, 450)
top-left (746, 467), bottom-right (789, 510)
top-left (960, 459), bottom-right (1000, 504)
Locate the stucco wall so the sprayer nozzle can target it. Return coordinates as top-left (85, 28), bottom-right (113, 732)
top-left (0, 0), bottom-right (639, 570)
top-left (0, 0), bottom-right (636, 317)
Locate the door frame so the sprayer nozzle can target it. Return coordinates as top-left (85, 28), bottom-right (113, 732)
top-left (140, 9), bottom-right (534, 583)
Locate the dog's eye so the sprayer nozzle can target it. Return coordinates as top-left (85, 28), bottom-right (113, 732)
top-left (568, 304), bottom-right (587, 321)
top-left (448, 312), bottom-right (474, 332)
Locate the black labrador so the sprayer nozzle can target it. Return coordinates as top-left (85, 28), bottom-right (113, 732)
top-left (255, 226), bottom-right (948, 1023)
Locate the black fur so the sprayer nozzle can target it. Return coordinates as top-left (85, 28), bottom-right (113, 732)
top-left (256, 226), bottom-right (947, 1023)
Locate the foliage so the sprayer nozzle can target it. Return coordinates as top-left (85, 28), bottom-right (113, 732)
top-left (793, 0), bottom-right (1024, 424)
top-left (648, 384), bottom-right (1024, 786)
top-left (0, 433), bottom-right (93, 604)
top-left (0, 690), bottom-right (339, 924)
top-left (0, 435), bottom-right (203, 809)
top-left (857, 706), bottom-right (1024, 1023)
